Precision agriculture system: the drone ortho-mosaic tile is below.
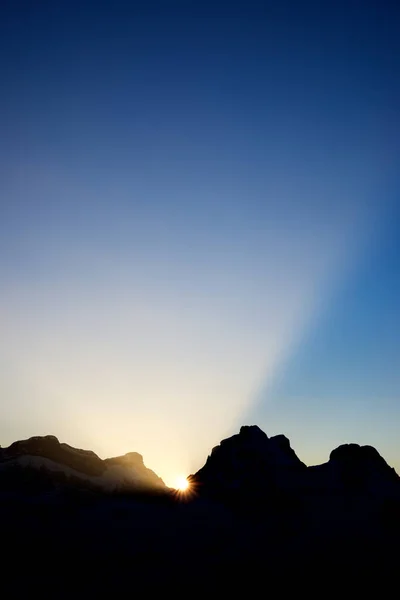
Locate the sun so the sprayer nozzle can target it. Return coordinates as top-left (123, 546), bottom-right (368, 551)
top-left (175, 476), bottom-right (189, 492)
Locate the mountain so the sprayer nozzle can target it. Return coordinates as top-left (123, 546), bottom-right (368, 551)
top-left (1, 426), bottom-right (399, 593)
top-left (308, 442), bottom-right (400, 493)
top-left (188, 425), bottom-right (400, 518)
top-left (188, 425), bottom-right (306, 503)
top-left (2, 426), bottom-right (398, 500)
top-left (0, 434), bottom-right (165, 493)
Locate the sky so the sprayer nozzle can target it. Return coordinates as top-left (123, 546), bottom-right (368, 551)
top-left (0, 1), bottom-right (399, 486)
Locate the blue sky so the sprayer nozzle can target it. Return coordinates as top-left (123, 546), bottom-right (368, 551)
top-left (1, 1), bottom-right (399, 484)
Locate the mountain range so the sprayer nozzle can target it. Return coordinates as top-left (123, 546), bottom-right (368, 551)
top-left (1, 425), bottom-right (398, 499)
top-left (189, 424), bottom-right (399, 499)
top-left (1, 425), bottom-right (399, 594)
top-left (0, 433), bottom-right (164, 492)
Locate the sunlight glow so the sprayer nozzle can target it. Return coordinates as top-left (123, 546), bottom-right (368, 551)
top-left (175, 476), bottom-right (189, 491)
top-left (0, 151), bottom-right (385, 486)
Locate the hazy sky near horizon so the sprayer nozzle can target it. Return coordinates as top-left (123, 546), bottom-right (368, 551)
top-left (1, 1), bottom-right (399, 485)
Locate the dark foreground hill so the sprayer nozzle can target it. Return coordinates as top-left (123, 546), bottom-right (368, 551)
top-left (1, 426), bottom-right (399, 595)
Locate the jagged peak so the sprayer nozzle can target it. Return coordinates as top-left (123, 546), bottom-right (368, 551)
top-left (0, 435), bottom-right (165, 486)
top-left (7, 434), bottom-right (60, 450)
top-left (239, 425), bottom-right (269, 439)
top-left (105, 452), bottom-right (144, 466)
top-left (192, 424), bottom-right (306, 489)
top-left (270, 433), bottom-right (291, 446)
top-left (209, 425), bottom-right (269, 457)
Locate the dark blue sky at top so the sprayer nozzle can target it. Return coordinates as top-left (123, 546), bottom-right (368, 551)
top-left (0, 0), bottom-right (399, 478)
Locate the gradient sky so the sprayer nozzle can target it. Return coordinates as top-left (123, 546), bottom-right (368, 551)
top-left (1, 1), bottom-right (399, 485)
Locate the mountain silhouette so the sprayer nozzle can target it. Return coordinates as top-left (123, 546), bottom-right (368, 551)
top-left (188, 425), bottom-right (400, 526)
top-left (189, 424), bottom-right (399, 496)
top-left (1, 426), bottom-right (399, 594)
top-left (1, 426), bottom-right (398, 500)
top-left (189, 425), bottom-right (305, 487)
top-left (0, 434), bottom-right (165, 492)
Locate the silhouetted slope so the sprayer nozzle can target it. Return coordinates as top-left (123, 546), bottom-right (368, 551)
top-left (304, 442), bottom-right (400, 533)
top-left (329, 443), bottom-right (399, 484)
top-left (189, 425), bottom-right (400, 528)
top-left (0, 435), bottom-right (104, 474)
top-left (190, 425), bottom-right (399, 491)
top-left (0, 434), bottom-right (165, 492)
top-left (0, 426), bottom-right (399, 595)
top-left (188, 425), bottom-right (305, 506)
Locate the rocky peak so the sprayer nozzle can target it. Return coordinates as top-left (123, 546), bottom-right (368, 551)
top-left (1, 435), bottom-right (105, 476)
top-left (239, 425), bottom-right (269, 440)
top-left (330, 443), bottom-right (385, 465)
top-left (0, 435), bottom-right (166, 489)
top-left (189, 425), bottom-right (305, 497)
top-left (104, 452), bottom-right (165, 488)
top-left (105, 452), bottom-right (144, 468)
top-left (328, 443), bottom-right (399, 486)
